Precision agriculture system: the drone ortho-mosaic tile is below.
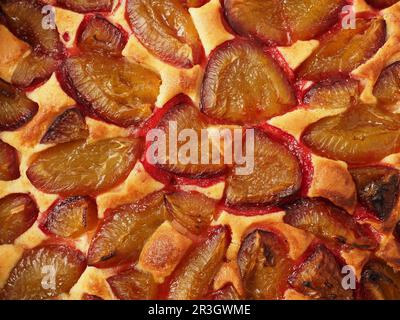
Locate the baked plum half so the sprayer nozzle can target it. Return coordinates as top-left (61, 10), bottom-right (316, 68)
top-left (284, 198), bottom-right (377, 249)
top-left (57, 0), bottom-right (114, 13)
top-left (77, 15), bottom-right (127, 56)
top-left (126, 0), bottom-right (202, 68)
top-left (238, 230), bottom-right (292, 300)
top-left (0, 245), bottom-right (86, 300)
top-left (40, 108), bottom-right (89, 145)
top-left (201, 40), bottom-right (296, 124)
top-left (0, 140), bottom-right (20, 181)
top-left (0, 0), bottom-right (62, 87)
top-left (302, 104), bottom-right (400, 164)
top-left (373, 62), bottom-right (400, 107)
top-left (226, 129), bottom-right (302, 207)
top-left (12, 54), bottom-right (59, 88)
top-left (153, 100), bottom-right (226, 178)
top-left (165, 191), bottom-right (216, 234)
top-left (0, 79), bottom-right (38, 131)
top-left (303, 79), bottom-right (359, 110)
top-left (289, 245), bottom-right (353, 300)
top-left (0, 194), bottom-right (38, 245)
top-left (63, 55), bottom-right (161, 127)
top-left (350, 166), bottom-right (400, 221)
top-left (107, 268), bottom-right (158, 300)
top-left (88, 192), bottom-right (170, 268)
top-left (298, 18), bottom-right (386, 81)
top-left (40, 196), bottom-right (98, 238)
top-left (27, 137), bottom-right (143, 196)
top-left (168, 227), bottom-right (228, 300)
top-left (224, 0), bottom-right (345, 46)
top-left (0, 0), bottom-right (62, 55)
top-left (361, 260), bottom-right (400, 300)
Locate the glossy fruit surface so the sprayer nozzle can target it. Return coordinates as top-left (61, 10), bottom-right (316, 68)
top-left (63, 55), bottom-right (160, 127)
top-left (373, 62), bottom-right (400, 106)
top-left (0, 194), bottom-right (38, 245)
top-left (165, 191), bottom-right (216, 234)
top-left (223, 0), bottom-right (345, 46)
top-left (77, 16), bottom-right (126, 56)
top-left (0, 79), bottom-right (38, 131)
top-left (127, 0), bottom-right (202, 68)
top-left (238, 230), bottom-right (292, 300)
top-left (155, 102), bottom-right (226, 177)
top-left (361, 260), bottom-right (400, 300)
top-left (40, 108), bottom-right (89, 145)
top-left (0, 0), bottom-right (62, 55)
top-left (226, 129), bottom-right (302, 207)
top-left (12, 53), bottom-right (58, 88)
top-left (303, 79), bottom-right (359, 110)
top-left (1, 245), bottom-right (86, 300)
top-left (298, 19), bottom-right (386, 81)
top-left (289, 245), bottom-right (353, 299)
top-left (201, 40), bottom-right (296, 124)
top-left (41, 196), bottom-right (97, 238)
top-left (27, 138), bottom-right (143, 196)
top-left (0, 140), bottom-right (20, 181)
top-left (168, 227), bottom-right (227, 300)
top-left (284, 198), bottom-right (376, 249)
top-left (57, 0), bottom-right (114, 13)
top-left (107, 268), bottom-right (157, 300)
top-left (302, 104), bottom-right (400, 164)
top-left (88, 192), bottom-right (169, 267)
top-left (350, 166), bottom-right (400, 221)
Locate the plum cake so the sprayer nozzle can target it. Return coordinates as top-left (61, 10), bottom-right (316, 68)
top-left (1, 0), bottom-right (400, 300)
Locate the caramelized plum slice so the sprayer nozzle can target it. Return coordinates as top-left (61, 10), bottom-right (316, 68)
top-left (303, 79), bottom-right (359, 110)
top-left (27, 137), bottom-right (143, 196)
top-left (63, 55), bottom-right (160, 127)
top-left (0, 140), bottom-right (20, 181)
top-left (88, 192), bottom-right (170, 268)
top-left (165, 191), bottom-right (216, 234)
top-left (40, 108), bottom-right (89, 145)
top-left (57, 0), bottom-right (113, 13)
top-left (168, 227), bottom-right (227, 300)
top-left (298, 19), bottom-right (386, 81)
top-left (0, 245), bottom-right (86, 300)
top-left (155, 102), bottom-right (226, 177)
top-left (223, 0), bottom-right (289, 46)
top-left (82, 293), bottom-right (103, 300)
top-left (366, 0), bottom-right (399, 9)
top-left (302, 104), bottom-right (400, 164)
top-left (226, 129), bottom-right (302, 207)
top-left (284, 198), bottom-right (376, 249)
top-left (127, 0), bottom-right (202, 68)
top-left (288, 245), bottom-right (353, 300)
top-left (283, 0), bottom-right (345, 43)
top-left (224, 0), bottom-right (344, 46)
top-left (107, 268), bottom-right (157, 300)
top-left (350, 167), bottom-right (400, 221)
top-left (238, 230), bottom-right (292, 300)
top-left (12, 53), bottom-right (58, 88)
top-left (373, 62), bottom-right (400, 106)
top-left (0, 0), bottom-right (62, 55)
top-left (0, 79), bottom-right (38, 131)
top-left (201, 40), bottom-right (296, 124)
top-left (361, 260), bottom-right (400, 300)
top-left (0, 194), bottom-right (38, 245)
top-left (77, 16), bottom-right (126, 56)
top-left (41, 196), bottom-right (97, 238)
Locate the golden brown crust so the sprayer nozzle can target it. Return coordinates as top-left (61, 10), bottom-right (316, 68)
top-left (138, 221), bottom-right (192, 283)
